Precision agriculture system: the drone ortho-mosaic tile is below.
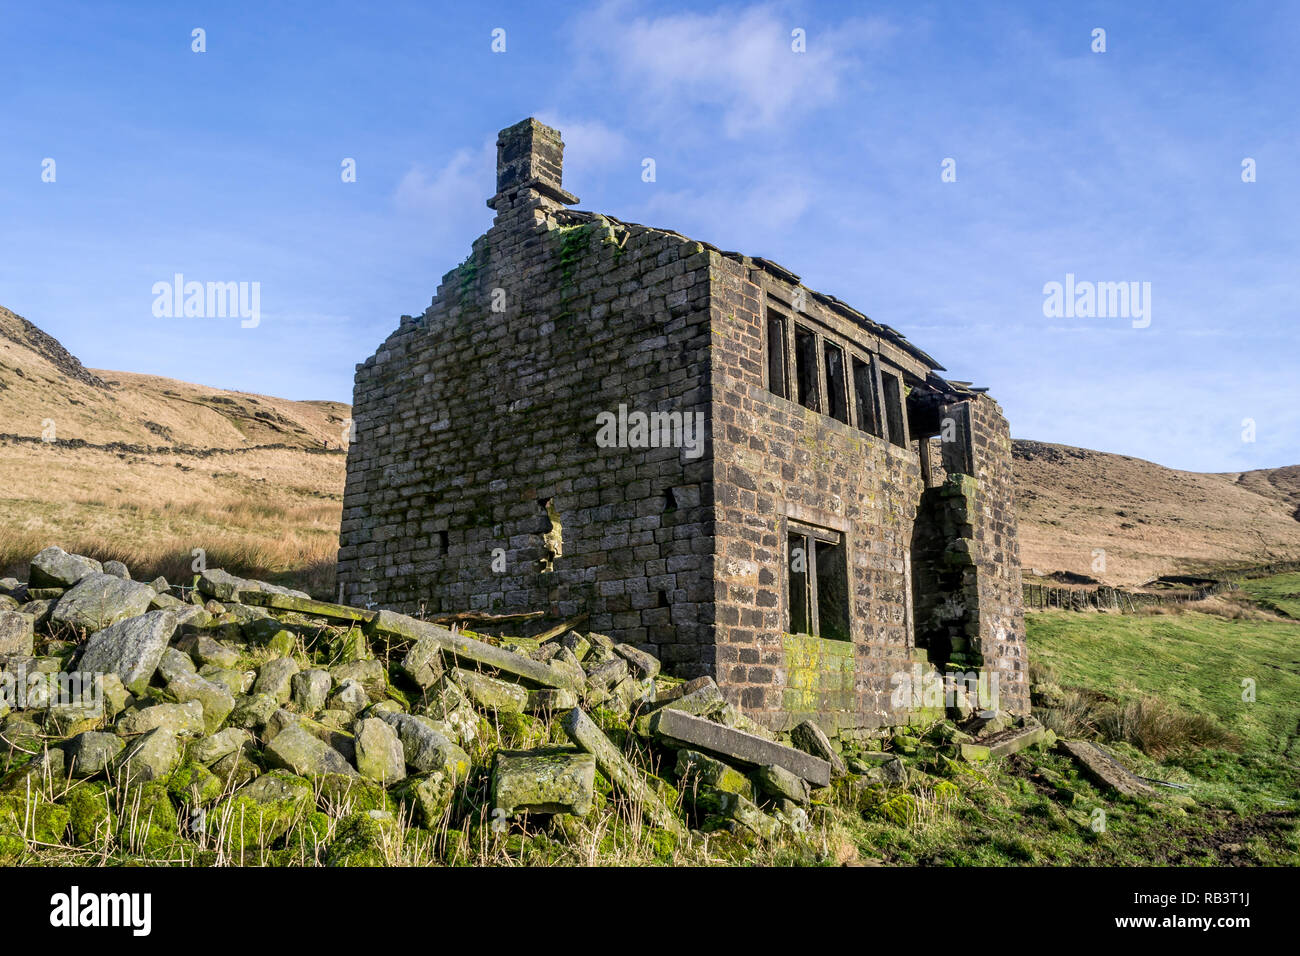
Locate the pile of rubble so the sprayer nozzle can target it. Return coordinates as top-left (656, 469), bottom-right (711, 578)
top-left (0, 546), bottom-right (1053, 864)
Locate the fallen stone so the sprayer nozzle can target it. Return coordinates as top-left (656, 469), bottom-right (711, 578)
top-left (113, 727), bottom-right (181, 782)
top-left (102, 560), bottom-right (130, 580)
top-left (401, 637), bottom-right (445, 689)
top-left (1057, 739), bottom-right (1155, 798)
top-left (28, 547), bottom-right (102, 589)
top-left (455, 667), bottom-right (528, 713)
top-left (332, 658), bottom-right (386, 701)
top-left (291, 669), bottom-right (332, 714)
top-left (675, 749), bottom-right (754, 801)
top-left (191, 728), bottom-right (253, 766)
top-left (392, 771), bottom-right (456, 827)
top-left (51, 573), bottom-right (158, 633)
top-left (790, 719), bottom-right (847, 776)
top-left (265, 723), bottom-right (356, 778)
top-left (65, 731), bottom-right (125, 778)
top-left (74, 609), bottom-right (177, 695)
top-left (252, 657), bottom-right (299, 704)
top-left (374, 711), bottom-right (470, 778)
top-left (755, 764), bottom-right (811, 804)
top-left (653, 709), bottom-right (831, 787)
top-left (228, 693), bottom-right (280, 730)
top-left (633, 678), bottom-right (725, 735)
top-left (165, 671), bottom-right (235, 734)
top-left (561, 707), bottom-right (684, 838)
top-left (612, 642), bottom-right (660, 679)
top-left (328, 679), bottom-right (369, 715)
top-left (0, 611), bottom-right (34, 657)
top-left (157, 647), bottom-right (196, 683)
top-left (238, 590), bottom-right (377, 623)
top-left (197, 568), bottom-right (309, 603)
top-left (983, 724), bottom-right (1047, 759)
top-left (115, 700), bottom-right (205, 738)
top-left (368, 612), bottom-right (583, 692)
top-left (175, 633), bottom-right (240, 669)
top-left (493, 748), bottom-right (596, 817)
top-left (354, 717), bottom-right (406, 784)
top-left (696, 789), bottom-right (779, 840)
top-left (525, 687), bottom-right (578, 713)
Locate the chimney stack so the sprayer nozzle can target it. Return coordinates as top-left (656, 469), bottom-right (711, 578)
top-left (488, 118), bottom-right (579, 209)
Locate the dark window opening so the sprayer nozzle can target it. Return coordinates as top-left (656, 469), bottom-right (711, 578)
top-left (881, 372), bottom-right (907, 448)
top-left (852, 356), bottom-right (880, 437)
top-left (437, 530), bottom-right (449, 554)
top-left (766, 314), bottom-right (789, 400)
top-left (664, 487), bottom-right (678, 512)
top-left (786, 523), bottom-right (850, 641)
top-left (823, 342), bottom-right (848, 424)
top-left (787, 531), bottom-right (812, 636)
top-left (794, 326), bottom-right (820, 411)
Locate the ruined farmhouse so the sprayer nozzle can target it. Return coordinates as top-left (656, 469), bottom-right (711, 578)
top-left (339, 118), bottom-right (1028, 735)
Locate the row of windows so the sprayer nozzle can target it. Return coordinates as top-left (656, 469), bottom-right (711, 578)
top-left (765, 303), bottom-right (909, 449)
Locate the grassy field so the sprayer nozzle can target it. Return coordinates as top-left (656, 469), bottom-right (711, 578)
top-left (1236, 572), bottom-right (1300, 620)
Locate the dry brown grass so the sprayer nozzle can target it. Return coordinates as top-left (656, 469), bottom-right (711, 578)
top-left (1014, 439), bottom-right (1300, 585)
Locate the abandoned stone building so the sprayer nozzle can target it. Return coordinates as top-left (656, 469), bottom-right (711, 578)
top-left (338, 118), bottom-right (1028, 735)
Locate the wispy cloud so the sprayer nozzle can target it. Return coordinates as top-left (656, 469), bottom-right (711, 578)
top-left (570, 1), bottom-right (894, 137)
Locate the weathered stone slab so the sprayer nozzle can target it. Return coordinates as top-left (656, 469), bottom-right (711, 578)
top-left (561, 707), bottom-right (684, 837)
top-left (633, 678), bottom-right (725, 735)
top-left (370, 611), bottom-right (583, 692)
top-left (454, 668), bottom-right (528, 713)
top-left (239, 589), bottom-right (377, 624)
top-left (51, 573), bottom-right (158, 633)
top-left (29, 546), bottom-right (102, 588)
top-left (1057, 739), bottom-right (1155, 798)
top-left (76, 609), bottom-right (177, 694)
top-left (651, 709), bottom-right (831, 787)
top-left (612, 643), bottom-right (660, 679)
top-left (983, 724), bottom-right (1046, 759)
top-left (265, 723), bottom-right (356, 778)
top-left (492, 747), bottom-right (596, 817)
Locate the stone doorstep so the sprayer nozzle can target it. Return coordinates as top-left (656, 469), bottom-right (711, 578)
top-left (980, 724), bottom-right (1046, 759)
top-left (650, 708), bottom-right (831, 788)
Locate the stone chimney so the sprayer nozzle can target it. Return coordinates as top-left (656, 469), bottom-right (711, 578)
top-left (487, 118), bottom-right (579, 210)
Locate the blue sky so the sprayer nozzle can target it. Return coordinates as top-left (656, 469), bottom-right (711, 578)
top-left (1, 0), bottom-right (1295, 472)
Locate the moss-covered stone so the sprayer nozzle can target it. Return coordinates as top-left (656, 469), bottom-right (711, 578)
top-left (64, 782), bottom-right (114, 847)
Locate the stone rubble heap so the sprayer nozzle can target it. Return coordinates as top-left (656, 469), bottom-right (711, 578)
top-left (0, 546), bottom-right (1051, 863)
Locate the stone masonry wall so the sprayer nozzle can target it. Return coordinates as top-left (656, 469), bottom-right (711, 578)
top-left (961, 394), bottom-right (1029, 715)
top-left (338, 189), bottom-right (718, 668)
top-left (706, 254), bottom-right (926, 734)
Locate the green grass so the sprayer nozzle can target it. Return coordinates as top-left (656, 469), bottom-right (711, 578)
top-left (1236, 571), bottom-right (1300, 619)
top-left (1027, 599), bottom-right (1300, 815)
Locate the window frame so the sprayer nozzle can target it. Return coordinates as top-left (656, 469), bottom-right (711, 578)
top-left (785, 519), bottom-right (851, 642)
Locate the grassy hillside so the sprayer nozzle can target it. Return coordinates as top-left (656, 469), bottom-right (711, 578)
top-left (0, 307), bottom-right (346, 593)
top-left (1014, 439), bottom-right (1300, 585)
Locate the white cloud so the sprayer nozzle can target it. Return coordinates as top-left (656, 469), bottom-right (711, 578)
top-left (533, 113), bottom-right (630, 183)
top-left (392, 140), bottom-right (496, 237)
top-left (571, 1), bottom-right (893, 136)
